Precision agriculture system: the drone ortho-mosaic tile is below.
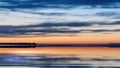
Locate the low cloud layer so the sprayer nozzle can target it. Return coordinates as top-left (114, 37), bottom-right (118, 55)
top-left (0, 22), bottom-right (120, 37)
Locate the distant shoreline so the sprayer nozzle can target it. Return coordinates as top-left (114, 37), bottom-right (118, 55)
top-left (0, 43), bottom-right (119, 48)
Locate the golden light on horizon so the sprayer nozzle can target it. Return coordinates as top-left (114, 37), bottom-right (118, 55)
top-left (0, 32), bottom-right (120, 44)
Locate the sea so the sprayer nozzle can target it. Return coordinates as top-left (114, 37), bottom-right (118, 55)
top-left (0, 46), bottom-right (119, 68)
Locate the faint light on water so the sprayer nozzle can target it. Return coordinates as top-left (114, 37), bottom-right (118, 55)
top-left (13, 51), bottom-right (35, 54)
top-left (3, 56), bottom-right (27, 62)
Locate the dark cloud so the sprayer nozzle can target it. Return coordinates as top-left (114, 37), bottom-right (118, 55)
top-left (80, 29), bottom-right (120, 33)
top-left (0, 0), bottom-right (120, 9)
top-left (98, 21), bottom-right (120, 25)
top-left (0, 25), bottom-right (80, 37)
top-left (96, 12), bottom-right (120, 17)
top-left (16, 10), bottom-right (66, 16)
top-left (111, 21), bottom-right (120, 25)
top-left (30, 22), bottom-right (92, 27)
top-left (28, 21), bottom-right (120, 27)
top-left (0, 21), bottom-right (120, 37)
top-left (0, 22), bottom-right (90, 37)
top-left (11, 29), bottom-right (79, 34)
top-left (0, 0), bottom-right (73, 9)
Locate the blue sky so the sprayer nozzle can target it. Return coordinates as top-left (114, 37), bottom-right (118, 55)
top-left (0, 0), bottom-right (120, 37)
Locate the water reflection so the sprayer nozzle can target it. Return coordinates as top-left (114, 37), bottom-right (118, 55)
top-left (0, 54), bottom-right (120, 68)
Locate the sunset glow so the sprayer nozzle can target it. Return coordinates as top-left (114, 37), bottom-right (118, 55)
top-left (0, 32), bottom-right (120, 44)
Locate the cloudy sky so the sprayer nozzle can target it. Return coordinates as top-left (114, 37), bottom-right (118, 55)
top-left (0, 0), bottom-right (120, 44)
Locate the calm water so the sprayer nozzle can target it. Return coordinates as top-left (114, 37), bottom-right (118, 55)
top-left (0, 54), bottom-right (119, 68)
top-left (0, 47), bottom-right (120, 68)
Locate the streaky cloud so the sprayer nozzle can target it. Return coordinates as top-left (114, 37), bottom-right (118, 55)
top-left (0, 22), bottom-right (120, 37)
top-left (0, 0), bottom-right (120, 9)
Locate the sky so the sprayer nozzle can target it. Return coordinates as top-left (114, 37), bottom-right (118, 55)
top-left (0, 0), bottom-right (120, 44)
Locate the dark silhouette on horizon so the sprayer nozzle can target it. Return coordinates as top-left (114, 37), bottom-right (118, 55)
top-left (0, 43), bottom-right (120, 48)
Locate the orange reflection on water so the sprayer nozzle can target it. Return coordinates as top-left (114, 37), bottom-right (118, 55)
top-left (0, 47), bottom-right (119, 59)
